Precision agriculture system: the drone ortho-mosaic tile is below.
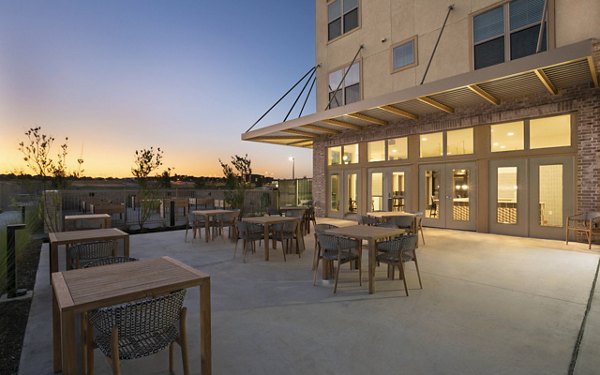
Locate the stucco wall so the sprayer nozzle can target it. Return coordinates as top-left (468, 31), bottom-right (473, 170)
top-left (316, 0), bottom-right (600, 111)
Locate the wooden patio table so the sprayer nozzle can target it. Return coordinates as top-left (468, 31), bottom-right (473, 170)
top-left (192, 209), bottom-right (235, 242)
top-left (52, 256), bottom-right (211, 375)
top-left (48, 228), bottom-right (129, 281)
top-left (242, 216), bottom-right (305, 261)
top-left (325, 225), bottom-right (405, 294)
top-left (63, 213), bottom-right (111, 231)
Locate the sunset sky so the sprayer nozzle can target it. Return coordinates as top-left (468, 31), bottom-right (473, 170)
top-left (0, 1), bottom-right (315, 178)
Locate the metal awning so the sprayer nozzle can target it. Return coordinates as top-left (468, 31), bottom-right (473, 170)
top-left (242, 39), bottom-right (598, 149)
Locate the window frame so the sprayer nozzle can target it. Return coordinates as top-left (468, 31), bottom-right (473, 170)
top-left (391, 36), bottom-right (418, 73)
top-left (471, 0), bottom-right (553, 70)
top-left (327, 0), bottom-right (360, 43)
top-left (328, 61), bottom-right (362, 109)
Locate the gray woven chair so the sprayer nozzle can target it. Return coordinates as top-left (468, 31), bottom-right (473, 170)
top-left (376, 234), bottom-right (422, 296)
top-left (85, 289), bottom-right (189, 375)
top-left (234, 221), bottom-right (264, 262)
top-left (357, 215), bottom-right (379, 226)
top-left (377, 215), bottom-right (414, 231)
top-left (83, 257), bottom-right (138, 268)
top-left (68, 240), bottom-right (118, 269)
top-left (267, 207), bottom-right (281, 216)
top-left (215, 210), bottom-right (240, 239)
top-left (314, 233), bottom-right (361, 293)
top-left (313, 224), bottom-right (338, 270)
top-left (271, 221), bottom-right (300, 261)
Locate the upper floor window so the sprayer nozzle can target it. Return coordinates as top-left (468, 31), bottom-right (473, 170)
top-left (329, 62), bottom-right (360, 108)
top-left (328, 0), bottom-right (359, 41)
top-left (392, 37), bottom-right (417, 72)
top-left (473, 0), bottom-right (547, 70)
top-left (367, 137), bottom-right (408, 162)
top-left (328, 144), bottom-right (359, 165)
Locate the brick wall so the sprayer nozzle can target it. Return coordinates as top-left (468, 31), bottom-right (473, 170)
top-left (313, 80), bottom-right (600, 218)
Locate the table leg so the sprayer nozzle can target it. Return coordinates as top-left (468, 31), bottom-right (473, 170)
top-left (263, 225), bottom-right (270, 261)
top-left (61, 310), bottom-right (77, 374)
top-left (50, 242), bottom-right (58, 283)
top-left (200, 281), bottom-right (212, 375)
top-left (52, 288), bottom-right (62, 373)
top-left (368, 238), bottom-right (375, 294)
top-left (123, 235), bottom-right (130, 258)
top-left (205, 216), bottom-right (210, 242)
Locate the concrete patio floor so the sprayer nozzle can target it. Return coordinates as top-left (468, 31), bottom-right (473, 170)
top-left (18, 219), bottom-right (600, 375)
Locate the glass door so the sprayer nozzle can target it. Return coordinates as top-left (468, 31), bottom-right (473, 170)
top-left (489, 159), bottom-right (528, 236)
top-left (328, 173), bottom-right (342, 218)
top-left (345, 171), bottom-right (360, 215)
top-left (369, 167), bottom-right (410, 212)
top-left (420, 163), bottom-right (477, 230)
top-left (529, 156), bottom-right (574, 239)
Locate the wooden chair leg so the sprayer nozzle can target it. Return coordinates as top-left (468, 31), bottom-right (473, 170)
top-left (111, 326), bottom-right (121, 375)
top-left (179, 307), bottom-right (190, 375)
top-left (333, 260), bottom-right (341, 294)
top-left (169, 343), bottom-right (174, 372)
top-left (313, 257), bottom-right (321, 286)
top-left (414, 258), bottom-right (423, 289)
top-left (86, 315), bottom-right (95, 375)
top-left (399, 263), bottom-right (409, 296)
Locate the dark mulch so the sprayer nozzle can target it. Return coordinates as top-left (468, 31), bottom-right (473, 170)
top-left (0, 238), bottom-right (41, 375)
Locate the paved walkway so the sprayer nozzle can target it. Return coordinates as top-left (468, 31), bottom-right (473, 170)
top-left (19, 222), bottom-right (600, 374)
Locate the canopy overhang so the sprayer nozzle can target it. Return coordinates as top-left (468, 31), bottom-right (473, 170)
top-left (242, 39), bottom-right (598, 149)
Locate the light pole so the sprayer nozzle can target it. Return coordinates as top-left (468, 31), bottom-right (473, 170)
top-left (289, 156), bottom-right (295, 180)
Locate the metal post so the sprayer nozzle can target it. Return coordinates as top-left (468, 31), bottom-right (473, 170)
top-left (6, 224), bottom-right (26, 298)
top-left (170, 200), bottom-right (175, 227)
top-left (421, 5), bottom-right (454, 85)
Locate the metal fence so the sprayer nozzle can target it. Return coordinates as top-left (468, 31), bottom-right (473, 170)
top-left (278, 179), bottom-right (312, 207)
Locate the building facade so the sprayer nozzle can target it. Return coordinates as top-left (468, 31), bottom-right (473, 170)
top-left (243, 0), bottom-right (600, 239)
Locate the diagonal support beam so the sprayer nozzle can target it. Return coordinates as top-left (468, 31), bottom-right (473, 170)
top-left (467, 84), bottom-right (499, 105)
top-left (301, 124), bottom-right (340, 135)
top-left (417, 96), bottom-right (454, 113)
top-left (322, 119), bottom-right (363, 130)
top-left (534, 68), bottom-right (558, 95)
top-left (377, 105), bottom-right (419, 120)
top-left (587, 56), bottom-right (599, 88)
top-left (283, 129), bottom-right (318, 138)
top-left (346, 113), bottom-right (388, 126)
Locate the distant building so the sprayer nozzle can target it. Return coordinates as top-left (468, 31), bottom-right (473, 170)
top-left (243, 0), bottom-right (600, 239)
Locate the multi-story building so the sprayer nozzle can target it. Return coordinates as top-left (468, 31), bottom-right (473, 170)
top-left (243, 0), bottom-right (600, 239)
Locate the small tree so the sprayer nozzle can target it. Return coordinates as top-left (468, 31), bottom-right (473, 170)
top-left (131, 147), bottom-right (164, 231)
top-left (18, 127), bottom-right (84, 232)
top-left (219, 154), bottom-right (253, 213)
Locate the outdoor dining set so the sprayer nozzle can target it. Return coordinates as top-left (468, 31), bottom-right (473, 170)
top-left (48, 204), bottom-right (426, 375)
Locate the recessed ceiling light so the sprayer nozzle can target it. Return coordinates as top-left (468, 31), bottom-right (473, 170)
top-left (421, 137), bottom-right (428, 141)
top-left (507, 132), bottom-right (514, 136)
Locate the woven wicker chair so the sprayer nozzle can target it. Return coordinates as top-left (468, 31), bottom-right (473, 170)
top-left (566, 212), bottom-right (600, 249)
top-left (303, 206), bottom-right (317, 234)
top-left (85, 289), bottom-right (189, 375)
top-left (313, 224), bottom-right (338, 270)
top-left (376, 234), bottom-right (422, 296)
top-left (271, 221), bottom-right (300, 261)
top-left (357, 215), bottom-right (379, 226)
top-left (83, 257), bottom-right (138, 268)
top-left (266, 207), bottom-right (281, 216)
top-left (234, 221), bottom-right (264, 262)
top-left (215, 210), bottom-right (240, 239)
top-left (68, 240), bottom-right (118, 269)
top-left (314, 233), bottom-right (361, 293)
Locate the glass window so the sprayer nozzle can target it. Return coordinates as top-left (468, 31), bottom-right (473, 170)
top-left (330, 174), bottom-right (340, 211)
top-left (491, 121), bottom-right (525, 152)
top-left (425, 170), bottom-right (440, 218)
top-left (387, 137), bottom-right (408, 160)
top-left (392, 39), bottom-right (416, 71)
top-left (328, 0), bottom-right (359, 41)
top-left (347, 173), bottom-right (358, 213)
top-left (446, 128), bottom-right (474, 155)
top-left (328, 62), bottom-right (360, 108)
top-left (368, 141), bottom-right (385, 162)
top-left (328, 146), bottom-right (342, 165)
top-left (371, 172), bottom-right (383, 211)
top-left (539, 164), bottom-right (563, 227)
top-left (497, 167), bottom-right (518, 224)
top-left (452, 169), bottom-right (470, 221)
top-left (343, 143), bottom-right (359, 164)
top-left (391, 172), bottom-right (405, 212)
top-left (420, 132), bottom-right (443, 158)
top-left (473, 0), bottom-right (546, 70)
top-left (530, 115), bottom-right (571, 149)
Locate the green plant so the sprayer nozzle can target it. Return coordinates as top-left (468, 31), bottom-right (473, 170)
top-left (131, 147), bottom-right (169, 231)
top-left (17, 127), bottom-right (84, 232)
